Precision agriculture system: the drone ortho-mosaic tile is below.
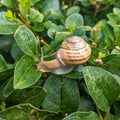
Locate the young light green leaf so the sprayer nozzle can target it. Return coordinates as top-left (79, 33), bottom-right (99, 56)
top-left (42, 75), bottom-right (80, 113)
top-left (0, 55), bottom-right (8, 72)
top-left (0, 12), bottom-right (19, 34)
top-left (83, 66), bottom-right (120, 112)
top-left (14, 26), bottom-right (37, 57)
top-left (14, 55), bottom-right (42, 89)
top-left (62, 111), bottom-right (99, 120)
top-left (18, 0), bottom-right (30, 19)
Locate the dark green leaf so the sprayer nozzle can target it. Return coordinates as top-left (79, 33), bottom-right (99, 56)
top-left (42, 74), bottom-right (80, 113)
top-left (0, 103), bottom-right (57, 120)
top-left (77, 96), bottom-right (95, 112)
top-left (83, 66), bottom-right (120, 112)
top-left (101, 54), bottom-right (120, 74)
top-left (0, 55), bottom-right (8, 72)
top-left (0, 69), bottom-right (14, 85)
top-left (0, 35), bottom-right (13, 50)
top-left (62, 111), bottom-right (99, 120)
top-left (14, 26), bottom-right (37, 57)
top-left (6, 86), bottom-right (46, 107)
top-left (14, 55), bottom-right (42, 89)
top-left (0, 12), bottom-right (19, 35)
top-left (10, 42), bottom-right (24, 61)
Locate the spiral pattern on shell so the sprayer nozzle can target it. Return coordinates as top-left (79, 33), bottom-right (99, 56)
top-left (56, 36), bottom-right (91, 66)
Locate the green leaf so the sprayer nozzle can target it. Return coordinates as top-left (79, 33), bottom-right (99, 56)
top-left (0, 35), bottom-right (13, 50)
top-left (107, 13), bottom-right (120, 26)
top-left (42, 74), bottom-right (80, 113)
top-left (77, 96), bottom-right (95, 112)
top-left (114, 27), bottom-right (120, 41)
top-left (67, 6), bottom-right (80, 17)
top-left (29, 8), bottom-right (44, 23)
top-left (113, 8), bottom-right (120, 16)
top-left (0, 12), bottom-right (19, 35)
top-left (64, 65), bottom-right (83, 79)
top-left (14, 55), bottom-right (42, 89)
top-left (30, 0), bottom-right (39, 6)
top-left (83, 66), bottom-right (120, 112)
top-left (18, 0), bottom-right (30, 19)
top-left (65, 13), bottom-right (84, 29)
top-left (2, 77), bottom-right (14, 99)
top-left (0, 103), bottom-right (57, 120)
top-left (0, 69), bottom-right (14, 85)
top-left (55, 32), bottom-right (72, 45)
top-left (6, 86), bottom-right (46, 107)
top-left (0, 0), bottom-right (17, 8)
top-left (41, 0), bottom-right (59, 12)
top-left (10, 42), bottom-right (24, 61)
top-left (0, 55), bottom-right (8, 72)
top-left (14, 26), bottom-right (37, 57)
top-left (101, 54), bottom-right (120, 74)
top-left (62, 111), bottom-right (99, 120)
top-left (109, 114), bottom-right (120, 120)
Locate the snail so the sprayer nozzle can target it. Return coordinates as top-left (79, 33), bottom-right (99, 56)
top-left (37, 36), bottom-right (91, 74)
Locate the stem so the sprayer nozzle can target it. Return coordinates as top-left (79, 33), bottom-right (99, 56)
top-left (103, 107), bottom-right (110, 120)
top-left (96, 106), bottom-right (104, 120)
top-left (93, 28), bottom-right (98, 43)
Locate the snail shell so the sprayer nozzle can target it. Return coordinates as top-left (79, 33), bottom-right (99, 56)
top-left (37, 36), bottom-right (91, 74)
top-left (56, 36), bottom-right (91, 67)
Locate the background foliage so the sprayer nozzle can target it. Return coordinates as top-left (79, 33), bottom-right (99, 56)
top-left (0, 0), bottom-right (120, 120)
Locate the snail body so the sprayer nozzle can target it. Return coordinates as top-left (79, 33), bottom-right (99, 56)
top-left (37, 36), bottom-right (91, 74)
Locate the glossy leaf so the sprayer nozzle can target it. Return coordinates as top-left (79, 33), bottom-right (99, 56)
top-left (42, 74), bottom-right (80, 113)
top-left (62, 111), bottom-right (99, 120)
top-left (0, 12), bottom-right (19, 34)
top-left (6, 86), bottom-right (46, 107)
top-left (14, 26), bottom-right (37, 57)
top-left (14, 55), bottom-right (42, 89)
top-left (83, 66), bottom-right (120, 112)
